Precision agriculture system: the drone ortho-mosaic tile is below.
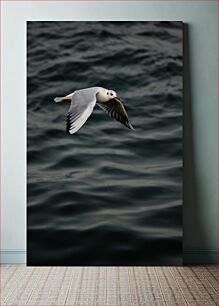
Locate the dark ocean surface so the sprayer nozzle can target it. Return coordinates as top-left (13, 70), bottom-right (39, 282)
top-left (27, 21), bottom-right (183, 266)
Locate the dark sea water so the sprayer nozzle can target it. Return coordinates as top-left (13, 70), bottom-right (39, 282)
top-left (27, 21), bottom-right (183, 266)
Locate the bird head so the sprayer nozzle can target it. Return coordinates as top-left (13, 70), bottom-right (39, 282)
top-left (97, 88), bottom-right (120, 103)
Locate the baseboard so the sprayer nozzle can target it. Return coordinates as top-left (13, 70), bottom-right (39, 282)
top-left (1, 250), bottom-right (26, 264)
top-left (0, 249), bottom-right (218, 264)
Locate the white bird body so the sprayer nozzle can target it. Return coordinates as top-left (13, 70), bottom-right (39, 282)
top-left (54, 87), bottom-right (134, 134)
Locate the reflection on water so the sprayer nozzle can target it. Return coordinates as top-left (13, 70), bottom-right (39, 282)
top-left (27, 21), bottom-right (183, 265)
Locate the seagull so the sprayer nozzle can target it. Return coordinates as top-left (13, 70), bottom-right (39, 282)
top-left (54, 87), bottom-right (134, 135)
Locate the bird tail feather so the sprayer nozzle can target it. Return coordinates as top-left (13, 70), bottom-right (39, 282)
top-left (54, 97), bottom-right (63, 103)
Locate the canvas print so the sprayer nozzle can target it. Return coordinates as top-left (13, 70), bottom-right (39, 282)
top-left (27, 21), bottom-right (183, 265)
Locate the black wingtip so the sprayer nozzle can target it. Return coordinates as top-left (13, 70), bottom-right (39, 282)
top-left (66, 113), bottom-right (71, 134)
top-left (125, 120), bottom-right (135, 130)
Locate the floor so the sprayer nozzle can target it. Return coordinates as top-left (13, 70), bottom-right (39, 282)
top-left (1, 265), bottom-right (218, 305)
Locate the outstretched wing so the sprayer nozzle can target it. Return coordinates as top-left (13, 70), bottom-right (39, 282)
top-left (97, 98), bottom-right (134, 130)
top-left (66, 88), bottom-right (98, 134)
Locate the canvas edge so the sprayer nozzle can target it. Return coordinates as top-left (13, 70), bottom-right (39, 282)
top-left (0, 249), bottom-right (217, 265)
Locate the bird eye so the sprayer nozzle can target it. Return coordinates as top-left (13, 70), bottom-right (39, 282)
top-left (110, 93), bottom-right (113, 96)
top-left (107, 92), bottom-right (109, 95)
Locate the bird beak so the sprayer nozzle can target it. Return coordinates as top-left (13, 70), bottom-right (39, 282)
top-left (115, 96), bottom-right (121, 101)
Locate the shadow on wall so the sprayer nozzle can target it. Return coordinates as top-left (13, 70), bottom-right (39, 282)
top-left (183, 24), bottom-right (207, 264)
